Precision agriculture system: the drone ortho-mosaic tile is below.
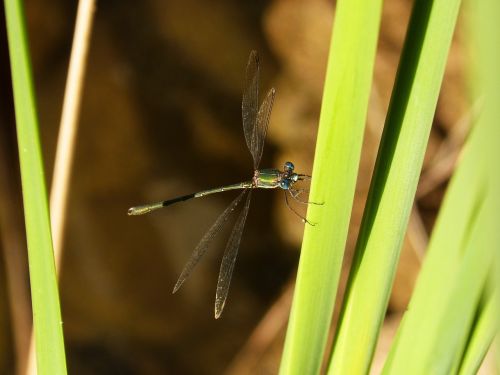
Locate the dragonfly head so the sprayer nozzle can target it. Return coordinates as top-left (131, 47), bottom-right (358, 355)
top-left (280, 162), bottom-right (301, 190)
top-left (280, 162), bottom-right (309, 190)
top-left (284, 161), bottom-right (295, 172)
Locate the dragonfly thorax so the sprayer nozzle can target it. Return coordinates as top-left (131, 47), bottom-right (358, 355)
top-left (253, 161), bottom-right (300, 190)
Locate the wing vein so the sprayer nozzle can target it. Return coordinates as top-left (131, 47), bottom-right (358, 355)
top-left (253, 88), bottom-right (275, 169)
top-left (172, 190), bottom-right (247, 293)
top-left (242, 50), bottom-right (259, 165)
top-left (214, 190), bottom-right (252, 318)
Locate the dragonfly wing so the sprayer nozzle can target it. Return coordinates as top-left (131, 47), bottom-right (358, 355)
top-left (242, 50), bottom-right (259, 167)
top-left (253, 88), bottom-right (275, 169)
top-left (214, 190), bottom-right (252, 318)
top-left (172, 189), bottom-right (247, 293)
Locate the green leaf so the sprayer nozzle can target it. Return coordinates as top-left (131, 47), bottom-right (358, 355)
top-left (328, 0), bottom-right (461, 373)
top-left (458, 295), bottom-right (498, 375)
top-left (279, 0), bottom-right (382, 373)
top-left (383, 0), bottom-right (500, 371)
top-left (4, 0), bottom-right (67, 373)
top-left (382, 99), bottom-right (498, 375)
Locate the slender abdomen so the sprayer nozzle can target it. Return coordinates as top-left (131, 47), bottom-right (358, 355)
top-left (194, 181), bottom-right (253, 197)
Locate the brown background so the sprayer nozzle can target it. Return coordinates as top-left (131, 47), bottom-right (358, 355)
top-left (0, 0), bottom-right (469, 373)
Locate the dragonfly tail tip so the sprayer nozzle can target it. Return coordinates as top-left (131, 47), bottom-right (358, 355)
top-left (128, 206), bottom-right (146, 216)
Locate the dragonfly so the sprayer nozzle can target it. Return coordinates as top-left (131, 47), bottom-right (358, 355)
top-left (128, 50), bottom-right (316, 318)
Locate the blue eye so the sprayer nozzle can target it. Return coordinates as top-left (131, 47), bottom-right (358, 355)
top-left (280, 179), bottom-right (291, 189)
top-left (284, 161), bottom-right (294, 172)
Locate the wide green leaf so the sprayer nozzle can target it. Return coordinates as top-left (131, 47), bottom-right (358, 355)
top-left (279, 0), bottom-right (382, 373)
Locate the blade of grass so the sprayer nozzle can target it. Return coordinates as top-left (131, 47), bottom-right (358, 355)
top-left (420, 193), bottom-right (495, 374)
top-left (327, 0), bottom-right (461, 373)
top-left (3, 0), bottom-right (67, 373)
top-left (472, 5), bottom-right (500, 368)
top-left (458, 294), bottom-right (498, 375)
top-left (279, 0), bottom-right (382, 373)
top-left (382, 0), bottom-right (500, 371)
top-left (385, 1), bottom-right (500, 374)
top-left (382, 117), bottom-right (498, 374)
top-left (24, 1), bottom-right (96, 374)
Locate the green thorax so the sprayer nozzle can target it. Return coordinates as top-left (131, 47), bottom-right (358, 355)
top-left (254, 169), bottom-right (281, 188)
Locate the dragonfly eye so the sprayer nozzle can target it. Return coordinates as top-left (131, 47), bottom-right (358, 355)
top-left (284, 161), bottom-right (294, 172)
top-left (280, 179), bottom-right (291, 190)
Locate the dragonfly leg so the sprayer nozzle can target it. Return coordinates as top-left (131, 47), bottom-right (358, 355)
top-left (289, 189), bottom-right (323, 205)
top-left (284, 191), bottom-right (316, 226)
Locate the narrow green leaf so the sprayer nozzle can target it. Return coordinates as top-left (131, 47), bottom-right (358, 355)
top-left (328, 0), bottom-right (461, 373)
top-left (382, 109), bottom-right (498, 374)
top-left (383, 0), bottom-right (500, 371)
top-left (3, 0), bottom-right (67, 373)
top-left (279, 0), bottom-right (382, 373)
top-left (458, 295), bottom-right (498, 375)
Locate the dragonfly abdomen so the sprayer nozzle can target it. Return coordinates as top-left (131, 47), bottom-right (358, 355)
top-left (194, 181), bottom-right (253, 198)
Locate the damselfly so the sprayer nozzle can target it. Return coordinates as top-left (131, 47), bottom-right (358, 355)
top-left (129, 51), bottom-right (316, 318)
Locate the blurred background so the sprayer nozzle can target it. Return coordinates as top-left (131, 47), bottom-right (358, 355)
top-left (0, 0), bottom-right (471, 373)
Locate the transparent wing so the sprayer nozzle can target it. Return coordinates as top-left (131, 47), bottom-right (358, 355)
top-left (242, 50), bottom-right (259, 166)
top-left (172, 189), bottom-right (247, 293)
top-left (252, 88), bottom-right (275, 169)
top-left (214, 190), bottom-right (252, 318)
